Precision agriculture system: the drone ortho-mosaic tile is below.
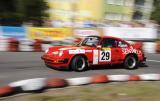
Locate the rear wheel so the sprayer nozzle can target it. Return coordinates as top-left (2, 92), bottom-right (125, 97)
top-left (70, 56), bottom-right (87, 72)
top-left (124, 55), bottom-right (138, 70)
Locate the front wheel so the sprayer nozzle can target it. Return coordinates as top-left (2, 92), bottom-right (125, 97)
top-left (70, 56), bottom-right (88, 72)
top-left (123, 55), bottom-right (138, 70)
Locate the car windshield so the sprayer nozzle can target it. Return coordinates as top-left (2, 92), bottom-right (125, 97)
top-left (81, 36), bottom-right (101, 47)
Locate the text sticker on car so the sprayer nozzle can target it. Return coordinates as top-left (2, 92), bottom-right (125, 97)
top-left (99, 48), bottom-right (111, 62)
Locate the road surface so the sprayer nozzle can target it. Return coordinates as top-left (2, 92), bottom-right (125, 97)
top-left (0, 52), bottom-right (160, 86)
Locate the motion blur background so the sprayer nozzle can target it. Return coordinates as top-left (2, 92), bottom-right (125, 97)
top-left (0, 0), bottom-right (160, 53)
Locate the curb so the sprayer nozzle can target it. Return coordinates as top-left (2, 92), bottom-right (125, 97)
top-left (0, 73), bottom-right (160, 97)
top-left (0, 86), bottom-right (14, 97)
top-left (0, 38), bottom-right (78, 52)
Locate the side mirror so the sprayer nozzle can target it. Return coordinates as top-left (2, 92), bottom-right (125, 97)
top-left (96, 45), bottom-right (102, 49)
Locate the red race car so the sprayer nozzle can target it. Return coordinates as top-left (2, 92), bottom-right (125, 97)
top-left (41, 36), bottom-right (146, 71)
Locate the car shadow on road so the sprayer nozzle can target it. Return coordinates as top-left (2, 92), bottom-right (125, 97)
top-left (89, 64), bottom-right (149, 71)
top-left (46, 64), bottom-right (148, 72)
top-left (45, 64), bottom-right (72, 72)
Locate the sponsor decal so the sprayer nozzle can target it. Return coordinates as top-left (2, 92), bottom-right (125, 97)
top-left (69, 49), bottom-right (85, 54)
top-left (122, 47), bottom-right (141, 54)
top-left (102, 48), bottom-right (111, 51)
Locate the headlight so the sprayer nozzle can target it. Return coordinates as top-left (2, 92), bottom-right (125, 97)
top-left (52, 51), bottom-right (63, 56)
top-left (59, 51), bottom-right (63, 57)
top-left (45, 49), bottom-right (49, 53)
top-left (52, 51), bottom-right (59, 55)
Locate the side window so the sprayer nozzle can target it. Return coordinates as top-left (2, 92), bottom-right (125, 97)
top-left (102, 38), bottom-right (118, 48)
top-left (117, 41), bottom-right (128, 48)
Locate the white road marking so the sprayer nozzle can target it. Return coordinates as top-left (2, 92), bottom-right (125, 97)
top-left (147, 59), bottom-right (160, 63)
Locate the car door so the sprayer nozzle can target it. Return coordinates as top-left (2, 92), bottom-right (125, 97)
top-left (99, 38), bottom-right (122, 64)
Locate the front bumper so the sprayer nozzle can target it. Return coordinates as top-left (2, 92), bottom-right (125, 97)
top-left (41, 55), bottom-right (69, 69)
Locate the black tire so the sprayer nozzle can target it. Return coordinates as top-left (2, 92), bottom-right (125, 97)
top-left (124, 55), bottom-right (138, 70)
top-left (70, 56), bottom-right (88, 72)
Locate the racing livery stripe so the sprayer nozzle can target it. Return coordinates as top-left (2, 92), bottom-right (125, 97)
top-left (93, 50), bottom-right (98, 64)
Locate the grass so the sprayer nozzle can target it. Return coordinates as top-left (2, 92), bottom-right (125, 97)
top-left (2, 81), bottom-right (160, 101)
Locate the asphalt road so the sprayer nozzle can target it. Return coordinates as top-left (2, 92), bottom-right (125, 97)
top-left (0, 52), bottom-right (160, 86)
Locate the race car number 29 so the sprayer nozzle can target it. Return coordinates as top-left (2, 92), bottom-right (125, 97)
top-left (99, 50), bottom-right (111, 62)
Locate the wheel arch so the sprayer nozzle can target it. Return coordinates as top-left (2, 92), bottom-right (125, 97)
top-left (125, 53), bottom-right (138, 61)
top-left (69, 54), bottom-right (88, 67)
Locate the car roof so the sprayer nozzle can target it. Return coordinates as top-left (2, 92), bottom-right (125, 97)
top-left (87, 35), bottom-right (130, 45)
top-left (87, 35), bottom-right (123, 41)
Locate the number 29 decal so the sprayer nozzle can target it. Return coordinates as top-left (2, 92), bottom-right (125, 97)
top-left (99, 50), bottom-right (111, 62)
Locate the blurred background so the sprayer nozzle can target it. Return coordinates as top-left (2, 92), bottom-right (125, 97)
top-left (0, 0), bottom-right (160, 53)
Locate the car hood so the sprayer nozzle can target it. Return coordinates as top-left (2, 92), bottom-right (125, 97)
top-left (49, 45), bottom-right (95, 51)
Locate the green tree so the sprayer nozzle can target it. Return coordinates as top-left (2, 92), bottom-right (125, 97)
top-left (153, 0), bottom-right (160, 6)
top-left (151, 0), bottom-right (160, 24)
top-left (0, 0), bottom-right (21, 26)
top-left (0, 0), bottom-right (49, 26)
top-left (18, 0), bottom-right (49, 26)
